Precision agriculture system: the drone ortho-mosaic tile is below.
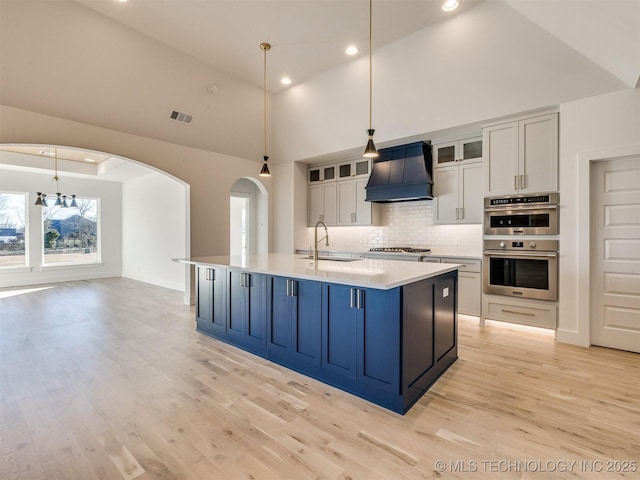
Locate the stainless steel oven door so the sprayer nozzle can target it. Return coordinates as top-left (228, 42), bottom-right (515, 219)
top-left (482, 250), bottom-right (558, 301)
top-left (484, 205), bottom-right (559, 235)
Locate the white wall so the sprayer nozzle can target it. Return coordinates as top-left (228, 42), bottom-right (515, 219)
top-left (557, 88), bottom-right (640, 346)
top-left (272, 1), bottom-right (625, 164)
top-left (0, 169), bottom-right (122, 287)
top-left (122, 171), bottom-right (187, 292)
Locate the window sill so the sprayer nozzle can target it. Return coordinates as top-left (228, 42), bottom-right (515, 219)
top-left (40, 262), bottom-right (104, 271)
top-left (0, 266), bottom-right (33, 274)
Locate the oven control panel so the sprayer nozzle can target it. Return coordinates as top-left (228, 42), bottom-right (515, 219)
top-left (484, 239), bottom-right (558, 252)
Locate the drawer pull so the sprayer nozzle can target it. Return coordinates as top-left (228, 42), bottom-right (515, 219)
top-left (501, 309), bottom-right (535, 317)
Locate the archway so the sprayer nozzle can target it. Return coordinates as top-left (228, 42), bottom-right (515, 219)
top-left (0, 144), bottom-right (191, 304)
top-left (229, 177), bottom-right (269, 255)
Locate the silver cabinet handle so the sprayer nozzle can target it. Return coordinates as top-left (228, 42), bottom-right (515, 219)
top-left (240, 272), bottom-right (245, 287)
top-left (514, 175), bottom-right (518, 190)
top-left (291, 280), bottom-right (297, 297)
top-left (501, 309), bottom-right (535, 317)
top-left (350, 288), bottom-right (355, 308)
top-left (519, 174), bottom-right (524, 190)
top-left (357, 289), bottom-right (363, 309)
top-left (286, 279), bottom-right (291, 296)
top-left (460, 207), bottom-right (464, 220)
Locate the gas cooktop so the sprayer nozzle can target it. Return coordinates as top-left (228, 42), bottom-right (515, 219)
top-left (369, 247), bottom-right (431, 253)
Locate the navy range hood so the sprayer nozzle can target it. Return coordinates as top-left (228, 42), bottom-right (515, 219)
top-left (365, 141), bottom-right (433, 203)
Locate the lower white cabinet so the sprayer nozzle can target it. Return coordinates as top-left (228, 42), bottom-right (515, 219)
top-left (482, 294), bottom-right (557, 329)
top-left (434, 160), bottom-right (483, 224)
top-left (438, 257), bottom-right (481, 316)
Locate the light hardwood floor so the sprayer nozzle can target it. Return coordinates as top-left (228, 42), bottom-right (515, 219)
top-left (1, 278), bottom-right (638, 479)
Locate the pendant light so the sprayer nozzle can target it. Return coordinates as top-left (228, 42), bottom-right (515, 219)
top-left (34, 148), bottom-right (78, 208)
top-left (259, 42), bottom-right (272, 177)
top-left (363, 0), bottom-right (378, 158)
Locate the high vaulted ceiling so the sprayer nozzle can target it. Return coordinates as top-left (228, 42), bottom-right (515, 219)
top-left (1, 0), bottom-right (638, 165)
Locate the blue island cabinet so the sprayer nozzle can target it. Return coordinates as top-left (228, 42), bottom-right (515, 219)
top-left (266, 276), bottom-right (322, 374)
top-left (322, 284), bottom-right (400, 399)
top-left (196, 265), bottom-right (227, 337)
top-left (226, 270), bottom-right (267, 356)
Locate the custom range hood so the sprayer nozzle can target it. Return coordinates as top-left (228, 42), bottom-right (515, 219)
top-left (365, 141), bottom-right (433, 203)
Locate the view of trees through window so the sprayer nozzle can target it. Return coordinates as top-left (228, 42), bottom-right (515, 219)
top-left (43, 198), bottom-right (99, 264)
top-left (0, 192), bottom-right (27, 267)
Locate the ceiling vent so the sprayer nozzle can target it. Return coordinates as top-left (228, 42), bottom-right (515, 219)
top-left (169, 109), bottom-right (193, 125)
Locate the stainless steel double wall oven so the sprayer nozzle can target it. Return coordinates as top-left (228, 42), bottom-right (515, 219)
top-left (483, 193), bottom-right (559, 301)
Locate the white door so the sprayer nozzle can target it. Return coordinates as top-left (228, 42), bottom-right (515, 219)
top-left (590, 156), bottom-right (640, 353)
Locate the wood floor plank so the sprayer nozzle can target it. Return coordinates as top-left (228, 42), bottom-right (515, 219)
top-left (1, 278), bottom-right (639, 479)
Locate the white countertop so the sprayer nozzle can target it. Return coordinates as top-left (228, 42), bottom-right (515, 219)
top-left (177, 253), bottom-right (459, 290)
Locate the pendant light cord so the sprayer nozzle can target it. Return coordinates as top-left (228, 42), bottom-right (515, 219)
top-left (369, 0), bottom-right (373, 130)
top-left (263, 44), bottom-right (268, 157)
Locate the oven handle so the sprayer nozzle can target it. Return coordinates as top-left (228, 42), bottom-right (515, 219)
top-left (483, 251), bottom-right (558, 258)
top-left (484, 205), bottom-right (558, 213)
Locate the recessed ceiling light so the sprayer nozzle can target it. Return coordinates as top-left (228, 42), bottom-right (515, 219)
top-left (280, 77), bottom-right (292, 85)
top-left (442, 0), bottom-right (459, 12)
top-left (85, 158), bottom-right (96, 163)
top-left (345, 46), bottom-right (359, 56)
top-left (116, 0), bottom-right (128, 3)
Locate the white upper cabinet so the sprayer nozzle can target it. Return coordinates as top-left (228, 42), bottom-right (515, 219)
top-left (434, 160), bottom-right (483, 224)
top-left (336, 159), bottom-right (371, 179)
top-left (336, 178), bottom-right (380, 226)
top-left (308, 161), bottom-right (378, 227)
top-left (483, 113), bottom-right (558, 196)
top-left (307, 182), bottom-right (337, 226)
top-left (308, 163), bottom-right (337, 184)
top-left (433, 136), bottom-right (483, 168)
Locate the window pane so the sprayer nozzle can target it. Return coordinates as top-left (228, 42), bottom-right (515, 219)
top-left (43, 198), bottom-right (99, 264)
top-left (0, 192), bottom-right (27, 267)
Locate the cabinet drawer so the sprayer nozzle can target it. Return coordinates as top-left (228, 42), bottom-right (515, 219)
top-left (438, 257), bottom-right (481, 273)
top-left (482, 295), bottom-right (556, 329)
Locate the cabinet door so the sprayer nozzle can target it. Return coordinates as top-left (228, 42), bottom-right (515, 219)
top-left (268, 276), bottom-right (291, 357)
top-left (434, 274), bottom-right (456, 362)
top-left (433, 142), bottom-right (458, 167)
top-left (323, 164), bottom-right (337, 182)
top-left (337, 161), bottom-right (353, 179)
top-left (357, 288), bottom-right (400, 393)
top-left (196, 266), bottom-right (213, 333)
top-left (322, 183), bottom-right (337, 226)
top-left (322, 283), bottom-right (357, 379)
top-left (354, 159), bottom-right (371, 178)
top-left (460, 136), bottom-right (483, 162)
top-left (519, 113), bottom-right (558, 193)
top-left (196, 266), bottom-right (227, 336)
top-left (484, 122), bottom-right (518, 196)
top-left (337, 180), bottom-right (355, 225)
top-left (291, 279), bottom-right (322, 367)
top-left (434, 166), bottom-right (459, 224)
top-left (353, 178), bottom-right (372, 225)
top-left (458, 161), bottom-right (483, 224)
top-left (227, 271), bottom-right (247, 342)
top-left (458, 272), bottom-right (481, 316)
top-left (308, 184), bottom-right (323, 227)
top-left (246, 273), bottom-right (266, 354)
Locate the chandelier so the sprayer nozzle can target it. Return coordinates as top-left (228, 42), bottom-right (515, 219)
top-left (34, 148), bottom-right (78, 208)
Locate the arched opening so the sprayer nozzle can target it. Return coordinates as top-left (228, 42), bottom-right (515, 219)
top-left (230, 177), bottom-right (269, 256)
top-left (0, 144), bottom-right (191, 304)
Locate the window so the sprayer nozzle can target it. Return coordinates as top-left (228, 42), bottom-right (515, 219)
top-left (0, 192), bottom-right (27, 267)
top-left (43, 198), bottom-right (99, 265)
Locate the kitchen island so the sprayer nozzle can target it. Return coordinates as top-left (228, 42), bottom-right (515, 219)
top-left (179, 254), bottom-right (459, 414)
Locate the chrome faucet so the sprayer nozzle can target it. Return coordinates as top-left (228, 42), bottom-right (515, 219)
top-left (313, 221), bottom-right (329, 261)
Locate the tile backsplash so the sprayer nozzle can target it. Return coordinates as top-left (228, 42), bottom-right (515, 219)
top-left (303, 200), bottom-right (482, 252)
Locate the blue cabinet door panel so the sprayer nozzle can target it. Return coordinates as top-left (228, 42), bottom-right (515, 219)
top-left (292, 279), bottom-right (322, 366)
top-left (247, 273), bottom-right (266, 342)
top-left (228, 271), bottom-right (246, 337)
top-left (322, 283), bottom-right (357, 379)
top-left (269, 276), bottom-right (291, 350)
top-left (434, 275), bottom-right (456, 362)
top-left (358, 288), bottom-right (400, 393)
